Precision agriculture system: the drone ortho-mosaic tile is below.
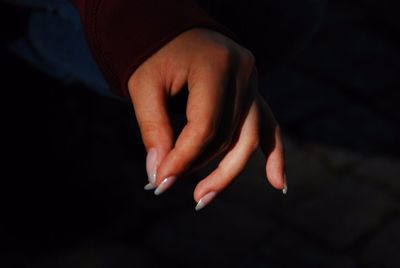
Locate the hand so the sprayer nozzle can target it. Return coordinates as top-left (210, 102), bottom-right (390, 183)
top-left (127, 28), bottom-right (286, 209)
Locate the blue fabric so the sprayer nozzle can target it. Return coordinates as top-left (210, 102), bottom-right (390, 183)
top-left (8, 0), bottom-right (117, 98)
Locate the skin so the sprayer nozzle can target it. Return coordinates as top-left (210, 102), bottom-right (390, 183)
top-left (128, 28), bottom-right (285, 203)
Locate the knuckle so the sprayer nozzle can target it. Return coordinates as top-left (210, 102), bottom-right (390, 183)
top-left (127, 67), bottom-right (145, 90)
top-left (212, 44), bottom-right (232, 62)
top-left (250, 136), bottom-right (260, 151)
top-left (216, 162), bottom-right (228, 177)
top-left (127, 74), bottom-right (139, 93)
top-left (195, 122), bottom-right (216, 142)
top-left (140, 120), bottom-right (163, 137)
top-left (275, 123), bottom-right (282, 132)
top-left (241, 48), bottom-right (255, 68)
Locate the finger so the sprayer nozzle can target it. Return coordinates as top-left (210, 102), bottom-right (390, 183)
top-left (155, 65), bottom-right (228, 189)
top-left (193, 100), bottom-right (259, 210)
top-left (129, 76), bottom-right (174, 188)
top-left (258, 95), bottom-right (286, 191)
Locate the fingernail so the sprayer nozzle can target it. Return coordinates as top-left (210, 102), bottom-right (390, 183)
top-left (146, 148), bottom-right (158, 185)
top-left (154, 176), bottom-right (176, 195)
top-left (282, 173), bottom-right (288, 195)
top-left (144, 183), bottom-right (157, 190)
top-left (195, 191), bottom-right (217, 211)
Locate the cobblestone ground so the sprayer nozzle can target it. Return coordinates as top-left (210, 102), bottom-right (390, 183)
top-left (2, 0), bottom-right (400, 267)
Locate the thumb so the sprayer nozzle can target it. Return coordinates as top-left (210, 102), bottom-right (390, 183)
top-left (129, 76), bottom-right (174, 189)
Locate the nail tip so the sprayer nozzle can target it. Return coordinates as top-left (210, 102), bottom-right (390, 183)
top-left (154, 176), bottom-right (176, 196)
top-left (282, 183), bottom-right (288, 195)
top-left (282, 173), bottom-right (288, 195)
top-left (154, 189), bottom-right (162, 196)
top-left (144, 183), bottom-right (156, 190)
top-left (154, 185), bottom-right (163, 195)
top-left (195, 192), bottom-right (217, 211)
top-left (195, 201), bottom-right (204, 211)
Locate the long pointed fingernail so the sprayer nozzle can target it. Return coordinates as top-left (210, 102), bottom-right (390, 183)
top-left (195, 192), bottom-right (217, 211)
top-left (144, 183), bottom-right (157, 190)
top-left (146, 148), bottom-right (158, 185)
top-left (154, 176), bottom-right (176, 195)
top-left (282, 173), bottom-right (288, 195)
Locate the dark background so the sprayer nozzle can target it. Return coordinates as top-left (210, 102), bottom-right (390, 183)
top-left (1, 0), bottom-right (399, 267)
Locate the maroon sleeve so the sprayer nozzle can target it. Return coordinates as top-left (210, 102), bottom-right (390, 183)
top-left (69, 0), bottom-right (238, 99)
